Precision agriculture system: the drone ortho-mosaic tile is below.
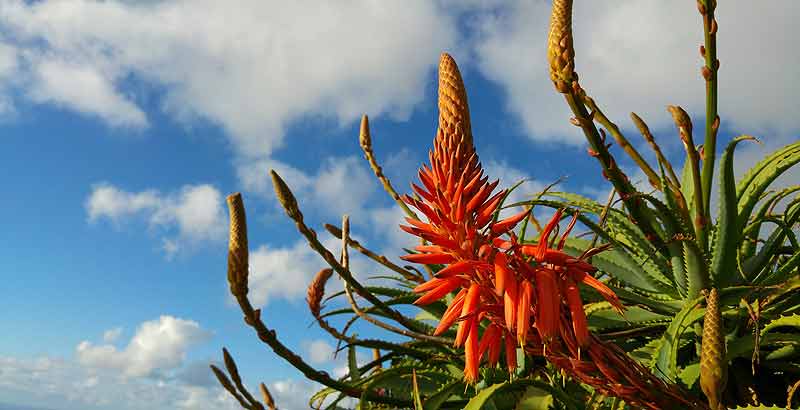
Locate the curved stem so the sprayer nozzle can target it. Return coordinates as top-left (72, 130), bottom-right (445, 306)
top-left (359, 115), bottom-right (419, 219)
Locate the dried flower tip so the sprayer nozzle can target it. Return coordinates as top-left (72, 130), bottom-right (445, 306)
top-left (359, 115), bottom-right (371, 150)
top-left (307, 268), bottom-right (334, 318)
top-left (699, 44), bottom-right (706, 57)
top-left (260, 382), bottom-right (276, 410)
top-left (227, 193), bottom-right (249, 297)
top-left (710, 19), bottom-right (718, 35)
top-left (270, 170), bottom-right (302, 220)
top-left (210, 364), bottom-right (236, 393)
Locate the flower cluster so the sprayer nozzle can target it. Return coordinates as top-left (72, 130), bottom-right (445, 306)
top-left (398, 54), bottom-right (703, 410)
top-left (399, 53), bottom-right (623, 384)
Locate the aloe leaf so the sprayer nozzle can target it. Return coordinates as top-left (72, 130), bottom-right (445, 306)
top-left (464, 380), bottom-right (581, 410)
top-left (514, 386), bottom-right (554, 410)
top-left (736, 141), bottom-right (800, 200)
top-left (541, 193), bottom-right (676, 293)
top-left (653, 295), bottom-right (705, 380)
top-left (712, 136), bottom-right (757, 288)
top-left (740, 186), bottom-right (800, 261)
top-left (743, 212), bottom-right (800, 280)
top-left (422, 380), bottom-right (462, 410)
top-left (562, 238), bottom-right (674, 297)
top-left (760, 314), bottom-right (800, 336)
top-left (588, 306), bottom-right (670, 331)
top-left (737, 141), bottom-right (800, 234)
top-left (463, 382), bottom-right (506, 410)
top-left (755, 250), bottom-right (800, 286)
top-left (348, 345), bottom-right (361, 382)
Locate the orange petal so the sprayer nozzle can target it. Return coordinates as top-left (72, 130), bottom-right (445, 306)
top-left (516, 279), bottom-right (532, 346)
top-left (557, 211), bottom-right (580, 250)
top-left (465, 180), bottom-right (493, 215)
top-left (477, 324), bottom-right (500, 364)
top-left (413, 277), bottom-right (463, 306)
top-left (475, 190), bottom-right (505, 227)
top-left (434, 288), bottom-right (467, 335)
top-left (537, 209), bottom-right (564, 259)
top-left (564, 278), bottom-right (590, 348)
top-left (493, 253), bottom-right (512, 296)
top-left (491, 208), bottom-right (530, 234)
top-left (414, 245), bottom-right (445, 253)
top-left (413, 277), bottom-right (447, 293)
top-left (400, 252), bottom-right (454, 265)
top-left (504, 276), bottom-right (518, 331)
top-left (569, 268), bottom-right (624, 313)
top-left (411, 183), bottom-right (436, 204)
top-left (435, 260), bottom-right (475, 278)
top-left (455, 283), bottom-right (480, 346)
top-left (534, 268), bottom-right (559, 343)
top-left (463, 319), bottom-right (480, 384)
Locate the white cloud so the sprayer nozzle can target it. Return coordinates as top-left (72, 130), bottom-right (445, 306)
top-left (1, 0), bottom-right (457, 158)
top-left (0, 355), bottom-right (241, 410)
top-left (76, 316), bottom-right (212, 378)
top-left (238, 155), bottom-right (378, 219)
top-left (86, 183), bottom-right (226, 256)
top-left (248, 240), bottom-right (326, 307)
top-left (473, 1), bottom-right (800, 144)
top-left (303, 339), bottom-right (335, 365)
top-left (0, 316), bottom-right (236, 410)
top-left (102, 327), bottom-right (123, 343)
top-left (86, 184), bottom-right (159, 223)
top-left (28, 58), bottom-right (148, 127)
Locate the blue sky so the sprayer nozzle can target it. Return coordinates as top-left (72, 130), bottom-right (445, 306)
top-left (1, 1), bottom-right (799, 410)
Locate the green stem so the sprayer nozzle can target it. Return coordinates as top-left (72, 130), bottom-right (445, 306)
top-left (699, 0), bottom-right (719, 231)
top-left (584, 95), bottom-right (661, 190)
top-left (564, 92), bottom-right (665, 250)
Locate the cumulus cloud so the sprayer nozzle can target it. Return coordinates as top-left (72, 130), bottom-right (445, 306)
top-left (237, 155), bottom-right (378, 219)
top-left (76, 316), bottom-right (212, 378)
top-left (248, 233), bottom-right (379, 306)
top-left (85, 183), bottom-right (226, 256)
top-left (27, 59), bottom-right (147, 128)
top-left (0, 315), bottom-right (236, 410)
top-left (0, 0), bottom-right (456, 158)
top-left (473, 1), bottom-right (800, 144)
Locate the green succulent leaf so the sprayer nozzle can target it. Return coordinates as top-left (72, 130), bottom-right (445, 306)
top-left (653, 295), bottom-right (705, 379)
top-left (712, 136), bottom-right (757, 288)
top-left (737, 141), bottom-right (800, 237)
top-left (422, 380), bottom-right (463, 410)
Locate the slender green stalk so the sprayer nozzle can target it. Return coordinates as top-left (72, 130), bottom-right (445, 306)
top-left (669, 105), bottom-right (708, 252)
top-left (698, 0), bottom-right (720, 229)
top-left (564, 92), bottom-right (664, 249)
top-left (584, 95), bottom-right (661, 190)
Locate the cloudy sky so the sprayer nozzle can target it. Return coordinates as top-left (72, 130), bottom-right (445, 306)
top-left (1, 1), bottom-right (798, 409)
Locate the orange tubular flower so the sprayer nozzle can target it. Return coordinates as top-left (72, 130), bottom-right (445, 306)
top-left (399, 53), bottom-right (705, 410)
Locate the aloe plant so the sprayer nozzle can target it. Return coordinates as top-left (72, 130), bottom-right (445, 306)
top-left (210, 1), bottom-right (800, 409)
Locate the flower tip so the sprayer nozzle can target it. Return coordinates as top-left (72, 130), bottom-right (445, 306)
top-left (359, 115), bottom-right (371, 148)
